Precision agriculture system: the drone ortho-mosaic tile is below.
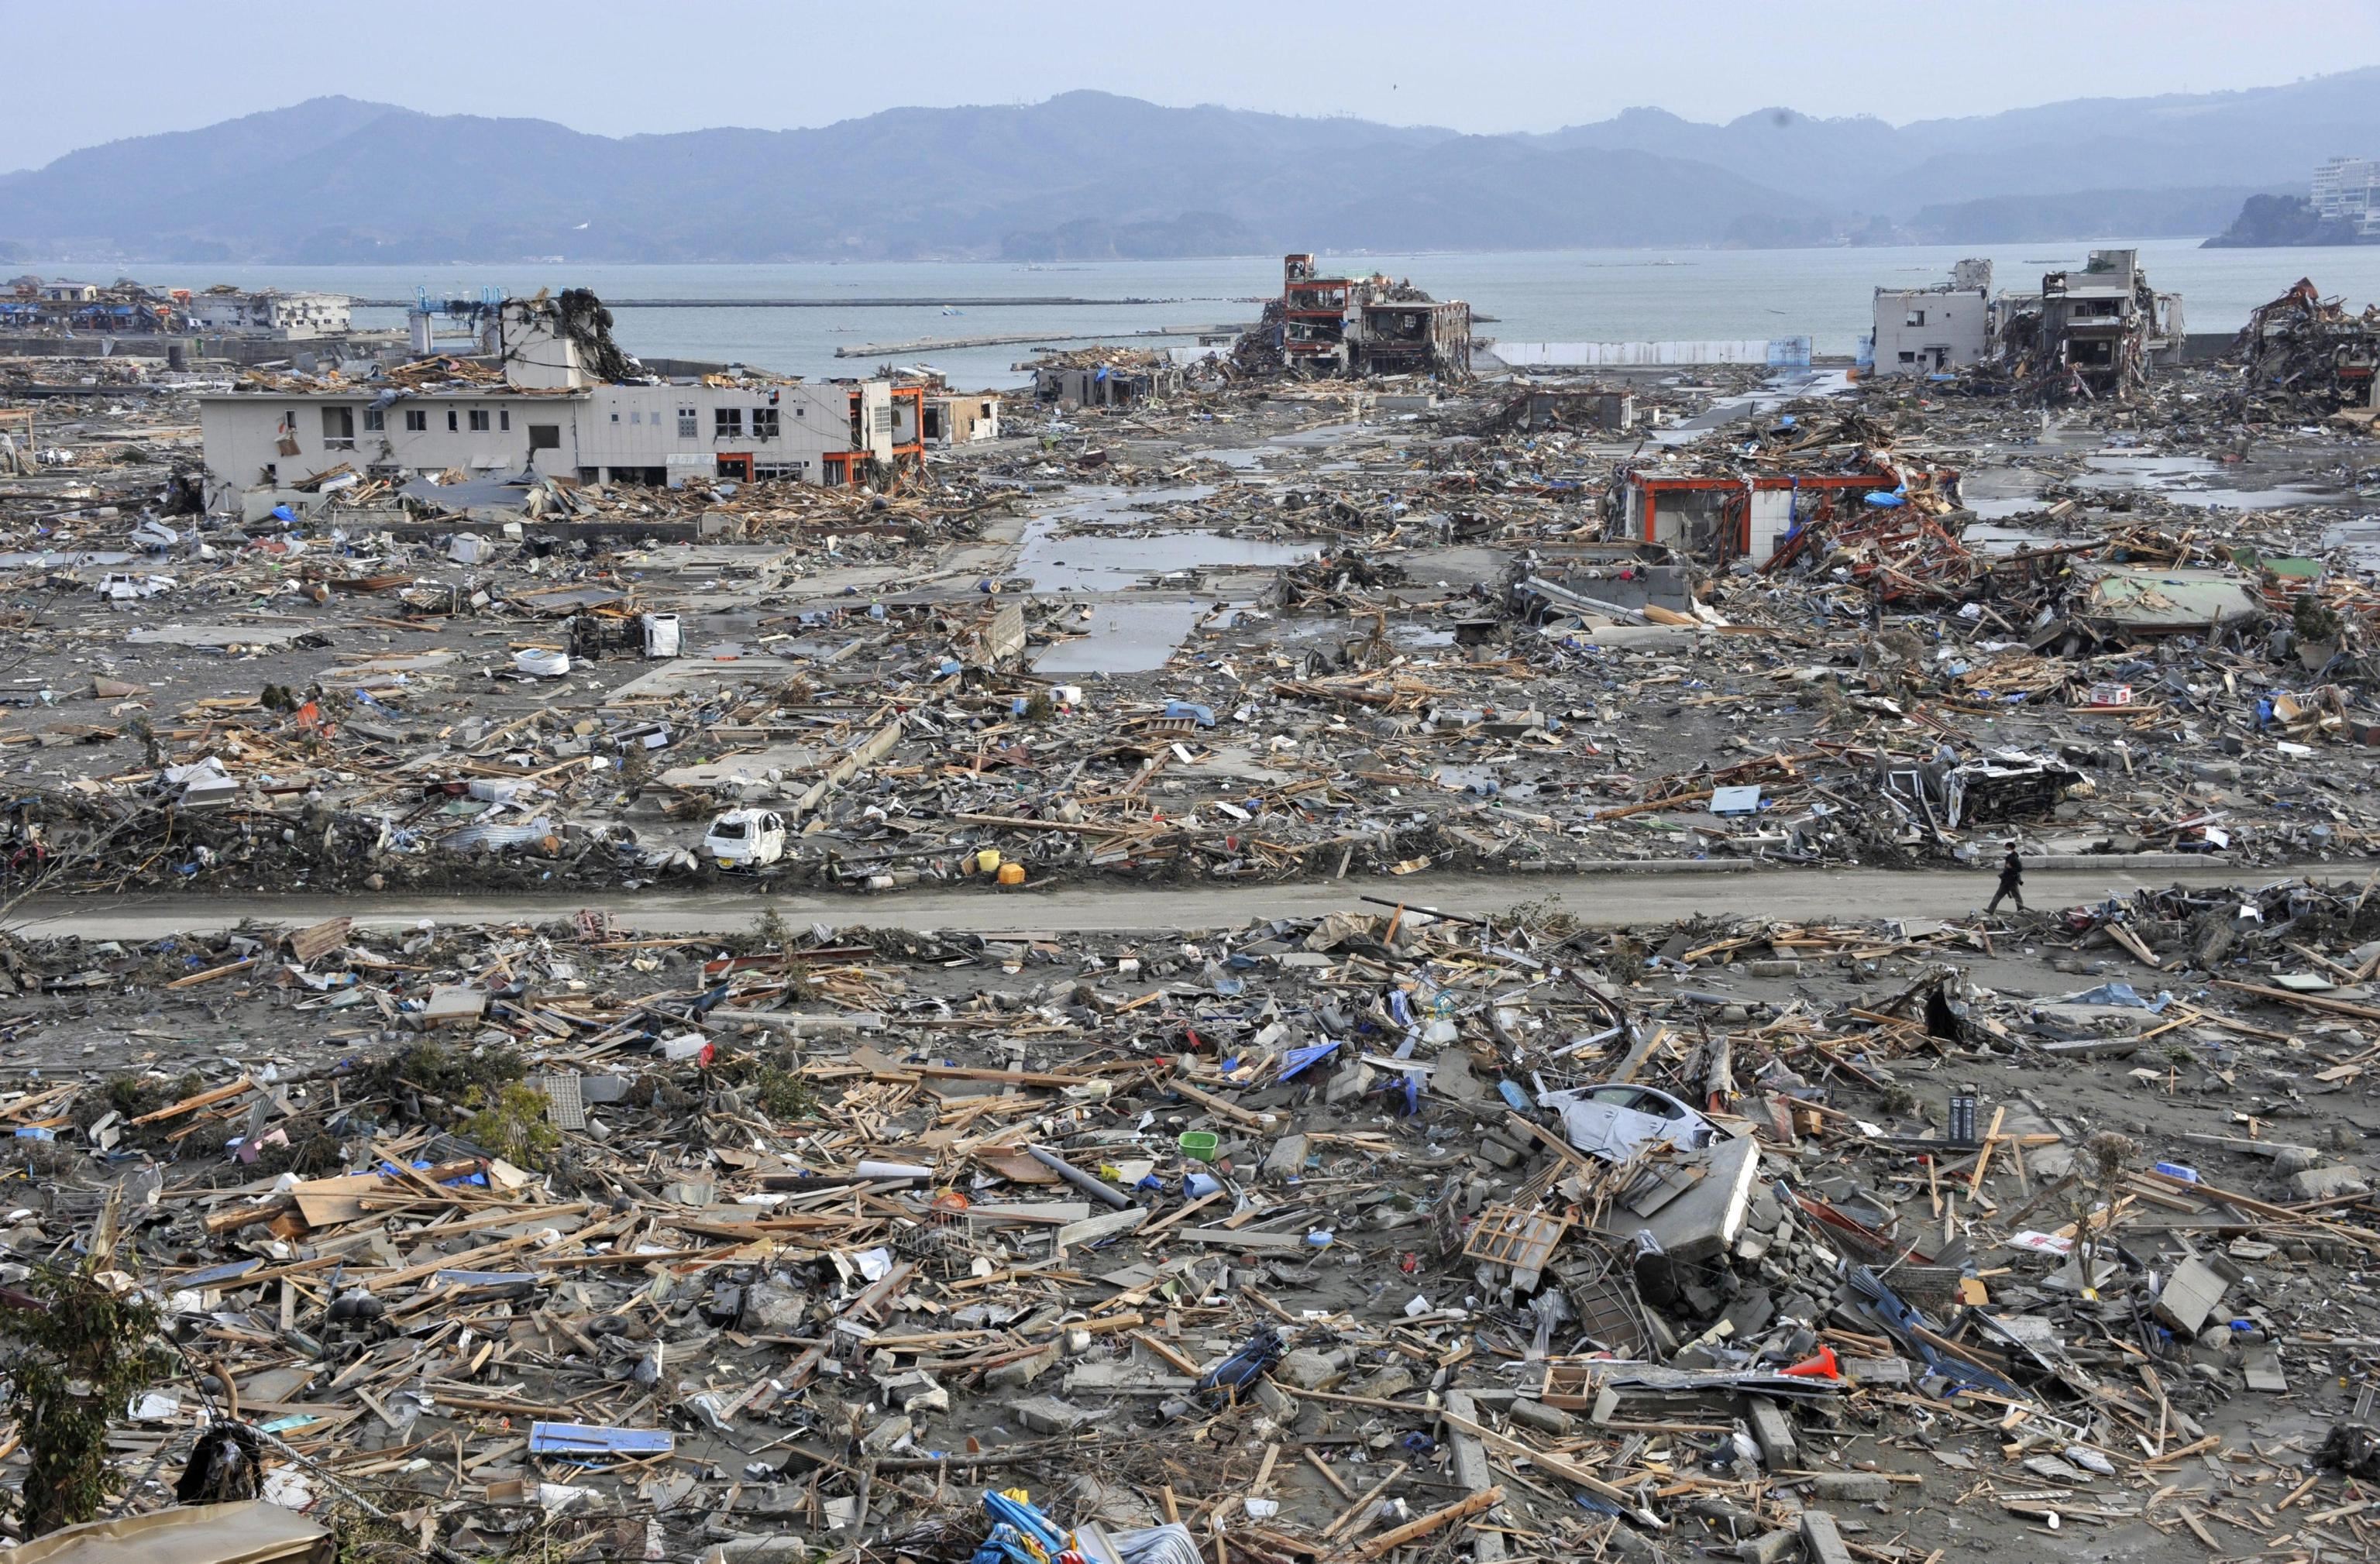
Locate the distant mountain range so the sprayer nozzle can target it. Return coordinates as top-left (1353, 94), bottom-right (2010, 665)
top-left (2, 73), bottom-right (2371, 263)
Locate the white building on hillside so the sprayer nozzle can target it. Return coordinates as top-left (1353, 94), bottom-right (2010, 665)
top-left (2313, 156), bottom-right (2380, 236)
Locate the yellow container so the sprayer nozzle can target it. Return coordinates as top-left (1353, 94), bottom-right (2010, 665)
top-left (975, 847), bottom-right (1002, 875)
top-left (997, 861), bottom-right (1027, 887)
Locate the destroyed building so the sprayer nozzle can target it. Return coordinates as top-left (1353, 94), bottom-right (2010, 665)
top-left (923, 390), bottom-right (1003, 445)
top-left (0, 279), bottom-right (356, 343)
top-left (1866, 250), bottom-right (2185, 404)
top-left (1610, 458), bottom-right (1959, 569)
top-left (1271, 253), bottom-right (1470, 379)
top-left (1869, 257), bottom-right (1993, 375)
top-left (0, 276), bottom-right (189, 336)
top-left (2230, 277), bottom-right (2380, 414)
top-left (1613, 467), bottom-right (1896, 564)
top-left (197, 294), bottom-right (900, 517)
top-left (184, 285), bottom-right (353, 340)
top-left (1995, 248), bottom-right (2186, 401)
top-left (1031, 350), bottom-right (1184, 408)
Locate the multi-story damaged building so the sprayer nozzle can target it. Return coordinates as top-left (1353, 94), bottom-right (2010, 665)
top-left (1869, 259), bottom-right (1993, 376)
top-left (198, 292), bottom-right (899, 518)
top-left (2042, 249), bottom-right (2186, 390)
top-left (1866, 249), bottom-right (2182, 402)
top-left (187, 285), bottom-right (353, 339)
top-left (0, 277), bottom-right (360, 348)
top-left (2000, 249), bottom-right (2185, 400)
top-left (0, 275), bottom-right (189, 335)
top-left (1269, 254), bottom-right (1470, 379)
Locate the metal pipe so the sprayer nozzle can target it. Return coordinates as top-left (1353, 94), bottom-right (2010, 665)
top-left (1027, 1145), bottom-right (1131, 1209)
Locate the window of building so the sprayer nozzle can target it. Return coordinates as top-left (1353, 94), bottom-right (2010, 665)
top-left (499, 409), bottom-right (511, 431)
top-left (1897, 351), bottom-right (1917, 363)
top-left (468, 409), bottom-right (491, 432)
top-left (715, 407), bottom-right (744, 438)
top-left (405, 409), bottom-right (428, 431)
top-left (1905, 309), bottom-right (1926, 327)
top-left (755, 461), bottom-right (803, 480)
top-left (793, 404), bottom-right (804, 418)
top-left (677, 406), bottom-right (697, 438)
top-left (447, 410), bottom-right (459, 431)
top-left (528, 425), bottom-right (561, 452)
top-left (362, 407), bottom-right (384, 432)
top-left (752, 407), bottom-right (779, 440)
top-left (321, 407), bottom-right (355, 449)
top-left (611, 411), bottom-right (621, 423)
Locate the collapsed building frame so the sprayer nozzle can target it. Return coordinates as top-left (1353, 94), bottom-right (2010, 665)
top-left (1272, 254), bottom-right (1470, 380)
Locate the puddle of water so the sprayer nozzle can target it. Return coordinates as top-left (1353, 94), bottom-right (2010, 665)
top-left (1037, 483), bottom-right (1218, 527)
top-left (1013, 515), bottom-right (1311, 592)
top-left (1269, 421), bottom-right (1371, 448)
top-left (1959, 465), bottom-right (2046, 519)
top-left (1033, 600), bottom-right (1210, 675)
top-left (1392, 625), bottom-right (1456, 648)
top-left (1650, 370), bottom-right (1853, 448)
top-left (1962, 521), bottom-right (2062, 555)
top-left (2076, 454), bottom-right (2338, 510)
top-left (2323, 519), bottom-right (2380, 569)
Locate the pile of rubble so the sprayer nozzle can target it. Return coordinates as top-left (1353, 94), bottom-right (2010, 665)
top-left (2230, 280), bottom-right (2380, 423)
top-left (11, 875), bottom-right (2380, 1559)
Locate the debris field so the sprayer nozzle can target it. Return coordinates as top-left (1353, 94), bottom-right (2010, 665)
top-left (6, 276), bottom-right (2380, 1562)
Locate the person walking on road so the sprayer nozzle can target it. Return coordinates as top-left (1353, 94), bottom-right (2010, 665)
top-left (1984, 841), bottom-right (2025, 914)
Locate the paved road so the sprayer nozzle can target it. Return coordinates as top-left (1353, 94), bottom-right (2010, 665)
top-left (4, 862), bottom-right (2301, 941)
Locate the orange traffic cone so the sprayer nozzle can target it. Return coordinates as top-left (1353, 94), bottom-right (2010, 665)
top-left (1780, 1344), bottom-right (1841, 1380)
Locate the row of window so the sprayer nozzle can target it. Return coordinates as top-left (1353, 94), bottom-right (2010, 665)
top-left (300, 400), bottom-right (833, 451)
top-left (343, 459), bottom-right (815, 483)
top-left (310, 404), bottom-right (559, 452)
top-left (604, 405), bottom-right (798, 439)
top-left (311, 405), bottom-right (514, 445)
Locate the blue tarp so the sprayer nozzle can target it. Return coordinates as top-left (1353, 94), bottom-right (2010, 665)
top-left (528, 1421), bottom-right (676, 1458)
top-left (2059, 982), bottom-right (2169, 1012)
top-left (1278, 1040), bottom-right (1340, 1081)
top-left (973, 1490), bottom-right (1070, 1564)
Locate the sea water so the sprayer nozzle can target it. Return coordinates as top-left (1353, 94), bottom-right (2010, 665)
top-left (38, 239), bottom-right (2380, 387)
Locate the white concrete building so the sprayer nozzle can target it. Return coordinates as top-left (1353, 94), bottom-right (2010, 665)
top-left (187, 288), bottom-right (354, 339)
top-left (1870, 258), bottom-right (1993, 376)
top-left (2313, 156), bottom-right (2380, 237)
top-left (197, 297), bottom-right (895, 517)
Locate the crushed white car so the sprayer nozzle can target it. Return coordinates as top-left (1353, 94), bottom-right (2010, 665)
top-left (701, 807), bottom-right (787, 869)
top-left (1538, 1081), bottom-right (1726, 1163)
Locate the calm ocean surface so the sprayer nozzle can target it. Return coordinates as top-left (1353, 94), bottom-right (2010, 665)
top-left (56, 242), bottom-right (2380, 387)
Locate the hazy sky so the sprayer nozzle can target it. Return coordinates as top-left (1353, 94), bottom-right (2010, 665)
top-left (9, 0), bottom-right (2380, 171)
